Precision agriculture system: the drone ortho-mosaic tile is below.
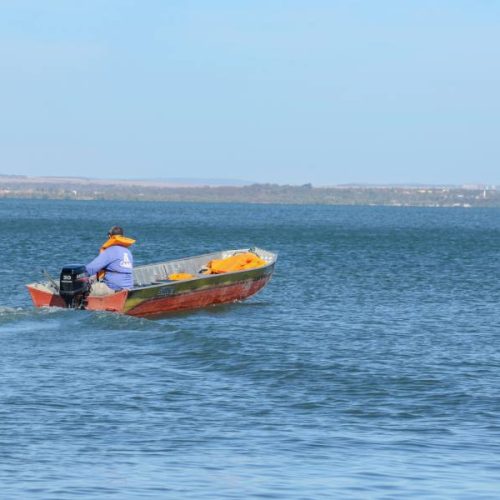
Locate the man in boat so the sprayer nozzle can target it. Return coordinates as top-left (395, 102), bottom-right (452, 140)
top-left (85, 226), bottom-right (135, 295)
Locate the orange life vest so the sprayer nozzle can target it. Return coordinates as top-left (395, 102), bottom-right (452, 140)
top-left (99, 235), bottom-right (136, 253)
top-left (97, 235), bottom-right (136, 280)
top-left (204, 252), bottom-right (266, 274)
top-left (168, 272), bottom-right (196, 281)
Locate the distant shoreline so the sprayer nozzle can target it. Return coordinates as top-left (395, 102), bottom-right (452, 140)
top-left (1, 175), bottom-right (499, 207)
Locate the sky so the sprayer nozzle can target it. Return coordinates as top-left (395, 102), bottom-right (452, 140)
top-left (0, 0), bottom-right (499, 186)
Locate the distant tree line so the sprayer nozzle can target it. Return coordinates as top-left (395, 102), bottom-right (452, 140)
top-left (0, 179), bottom-right (499, 207)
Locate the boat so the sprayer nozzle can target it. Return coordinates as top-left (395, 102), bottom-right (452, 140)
top-left (26, 247), bottom-right (277, 318)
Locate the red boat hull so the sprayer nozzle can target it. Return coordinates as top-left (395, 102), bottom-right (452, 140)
top-left (126, 275), bottom-right (270, 317)
top-left (26, 272), bottom-right (272, 318)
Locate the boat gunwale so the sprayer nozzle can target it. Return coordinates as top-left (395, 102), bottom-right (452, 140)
top-left (130, 258), bottom-right (276, 292)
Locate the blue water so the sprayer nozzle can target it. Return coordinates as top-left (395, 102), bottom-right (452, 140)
top-left (1, 199), bottom-right (499, 498)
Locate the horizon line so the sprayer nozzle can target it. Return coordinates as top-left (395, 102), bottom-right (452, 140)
top-left (0, 173), bottom-right (498, 190)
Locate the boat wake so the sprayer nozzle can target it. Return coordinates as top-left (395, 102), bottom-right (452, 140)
top-left (0, 306), bottom-right (24, 315)
top-left (0, 303), bottom-right (182, 337)
top-left (0, 305), bottom-right (68, 329)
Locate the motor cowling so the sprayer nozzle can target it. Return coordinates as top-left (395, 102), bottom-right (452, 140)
top-left (59, 264), bottom-right (90, 308)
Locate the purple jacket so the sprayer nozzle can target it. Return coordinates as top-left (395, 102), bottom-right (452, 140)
top-left (86, 246), bottom-right (134, 290)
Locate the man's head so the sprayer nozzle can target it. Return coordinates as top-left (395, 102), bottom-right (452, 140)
top-left (108, 226), bottom-right (124, 237)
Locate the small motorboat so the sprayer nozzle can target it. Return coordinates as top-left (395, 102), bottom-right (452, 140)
top-left (26, 247), bottom-right (277, 318)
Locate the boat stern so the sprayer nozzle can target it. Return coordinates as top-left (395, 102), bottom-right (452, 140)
top-left (26, 283), bottom-right (65, 308)
top-left (27, 282), bottom-right (128, 313)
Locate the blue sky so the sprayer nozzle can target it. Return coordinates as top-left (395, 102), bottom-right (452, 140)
top-left (1, 1), bottom-right (499, 186)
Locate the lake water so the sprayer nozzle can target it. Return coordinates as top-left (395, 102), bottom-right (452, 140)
top-left (1, 199), bottom-right (499, 498)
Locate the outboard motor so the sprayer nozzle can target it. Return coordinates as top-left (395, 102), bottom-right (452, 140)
top-left (59, 264), bottom-right (90, 308)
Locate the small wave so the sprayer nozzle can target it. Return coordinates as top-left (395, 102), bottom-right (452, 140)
top-left (0, 306), bottom-right (23, 315)
top-left (0, 305), bottom-right (32, 324)
top-left (0, 305), bottom-right (71, 330)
